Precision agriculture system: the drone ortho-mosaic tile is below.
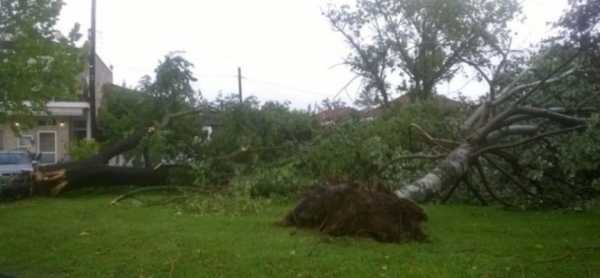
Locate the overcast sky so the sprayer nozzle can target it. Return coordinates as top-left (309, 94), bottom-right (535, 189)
top-left (56, 0), bottom-right (569, 109)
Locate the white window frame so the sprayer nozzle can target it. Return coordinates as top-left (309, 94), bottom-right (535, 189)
top-left (37, 130), bottom-right (57, 165)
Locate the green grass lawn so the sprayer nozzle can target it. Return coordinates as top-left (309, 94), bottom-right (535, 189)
top-left (1, 191), bottom-right (599, 278)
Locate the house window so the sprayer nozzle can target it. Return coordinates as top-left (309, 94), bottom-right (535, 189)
top-left (38, 131), bottom-right (57, 164)
top-left (72, 120), bottom-right (88, 141)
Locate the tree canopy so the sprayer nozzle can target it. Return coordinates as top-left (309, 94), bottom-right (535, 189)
top-left (325, 0), bottom-right (521, 106)
top-left (0, 0), bottom-right (82, 123)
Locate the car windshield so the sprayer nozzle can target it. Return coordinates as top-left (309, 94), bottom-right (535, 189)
top-left (0, 153), bottom-right (31, 165)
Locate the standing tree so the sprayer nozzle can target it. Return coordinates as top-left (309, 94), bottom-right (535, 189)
top-left (0, 0), bottom-right (82, 123)
top-left (325, 0), bottom-right (520, 103)
top-left (320, 98), bottom-right (348, 111)
top-left (560, 0), bottom-right (600, 85)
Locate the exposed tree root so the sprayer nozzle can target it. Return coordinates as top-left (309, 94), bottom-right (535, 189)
top-left (283, 183), bottom-right (428, 243)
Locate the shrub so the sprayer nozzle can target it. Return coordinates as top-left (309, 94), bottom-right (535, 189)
top-left (249, 164), bottom-right (309, 198)
top-left (69, 139), bottom-right (100, 161)
top-left (190, 159), bottom-right (236, 187)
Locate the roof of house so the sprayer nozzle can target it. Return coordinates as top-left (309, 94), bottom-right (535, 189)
top-left (361, 94), bottom-right (462, 118)
top-left (47, 101), bottom-right (90, 109)
top-left (46, 101), bottom-right (90, 117)
top-left (316, 107), bottom-right (359, 124)
top-left (102, 83), bottom-right (140, 96)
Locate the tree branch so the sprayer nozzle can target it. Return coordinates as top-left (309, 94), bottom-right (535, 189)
top-left (470, 106), bottom-right (520, 142)
top-left (463, 105), bottom-right (488, 132)
top-left (493, 68), bottom-right (576, 106)
top-left (474, 160), bottom-right (517, 208)
top-left (486, 124), bottom-right (540, 142)
top-left (441, 181), bottom-right (461, 204)
top-left (463, 173), bottom-right (488, 206)
top-left (410, 123), bottom-right (460, 150)
top-left (0, 40), bottom-right (15, 49)
top-left (476, 125), bottom-right (587, 155)
top-left (515, 106), bottom-right (587, 126)
top-left (483, 156), bottom-right (537, 198)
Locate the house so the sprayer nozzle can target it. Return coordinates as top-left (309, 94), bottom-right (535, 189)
top-left (314, 94), bottom-right (464, 127)
top-left (316, 107), bottom-right (360, 126)
top-left (0, 54), bottom-right (113, 164)
top-left (361, 94), bottom-right (463, 119)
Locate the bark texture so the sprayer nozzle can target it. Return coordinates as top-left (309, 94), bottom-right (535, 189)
top-left (395, 144), bottom-right (474, 202)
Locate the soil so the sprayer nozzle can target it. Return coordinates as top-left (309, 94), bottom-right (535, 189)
top-left (283, 183), bottom-right (427, 243)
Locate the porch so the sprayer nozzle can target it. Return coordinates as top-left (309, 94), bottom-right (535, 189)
top-left (0, 101), bottom-right (93, 165)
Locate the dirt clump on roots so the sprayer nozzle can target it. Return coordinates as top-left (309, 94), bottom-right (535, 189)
top-left (282, 183), bottom-right (427, 243)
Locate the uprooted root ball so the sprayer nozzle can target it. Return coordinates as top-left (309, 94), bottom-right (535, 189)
top-left (283, 183), bottom-right (427, 243)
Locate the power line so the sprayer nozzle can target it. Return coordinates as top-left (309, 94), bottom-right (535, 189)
top-left (196, 73), bottom-right (238, 79)
top-left (445, 74), bottom-right (479, 97)
top-left (116, 68), bottom-right (340, 100)
top-left (333, 75), bottom-right (360, 100)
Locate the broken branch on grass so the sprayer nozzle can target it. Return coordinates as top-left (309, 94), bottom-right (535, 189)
top-left (110, 186), bottom-right (205, 205)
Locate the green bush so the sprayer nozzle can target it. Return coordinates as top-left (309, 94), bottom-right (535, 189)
top-left (190, 159), bottom-right (236, 187)
top-left (248, 164), bottom-right (309, 198)
top-left (69, 139), bottom-right (100, 161)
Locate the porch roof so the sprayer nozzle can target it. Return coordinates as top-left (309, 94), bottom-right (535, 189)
top-left (46, 101), bottom-right (90, 117)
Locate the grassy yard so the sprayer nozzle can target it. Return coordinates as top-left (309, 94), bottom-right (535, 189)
top-left (0, 190), bottom-right (599, 278)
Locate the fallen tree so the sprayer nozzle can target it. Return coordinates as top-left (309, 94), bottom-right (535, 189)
top-left (393, 58), bottom-right (590, 203)
top-left (285, 30), bottom-right (599, 241)
top-left (0, 108), bottom-right (206, 200)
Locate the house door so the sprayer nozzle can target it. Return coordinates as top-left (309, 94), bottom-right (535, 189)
top-left (38, 131), bottom-right (57, 164)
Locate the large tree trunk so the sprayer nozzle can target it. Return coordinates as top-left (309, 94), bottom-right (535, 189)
top-left (28, 166), bottom-right (169, 197)
top-left (394, 144), bottom-right (474, 202)
top-left (1, 110), bottom-right (204, 200)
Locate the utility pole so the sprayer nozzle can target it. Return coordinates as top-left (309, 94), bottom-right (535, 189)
top-left (237, 67), bottom-right (243, 104)
top-left (88, 0), bottom-right (97, 139)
